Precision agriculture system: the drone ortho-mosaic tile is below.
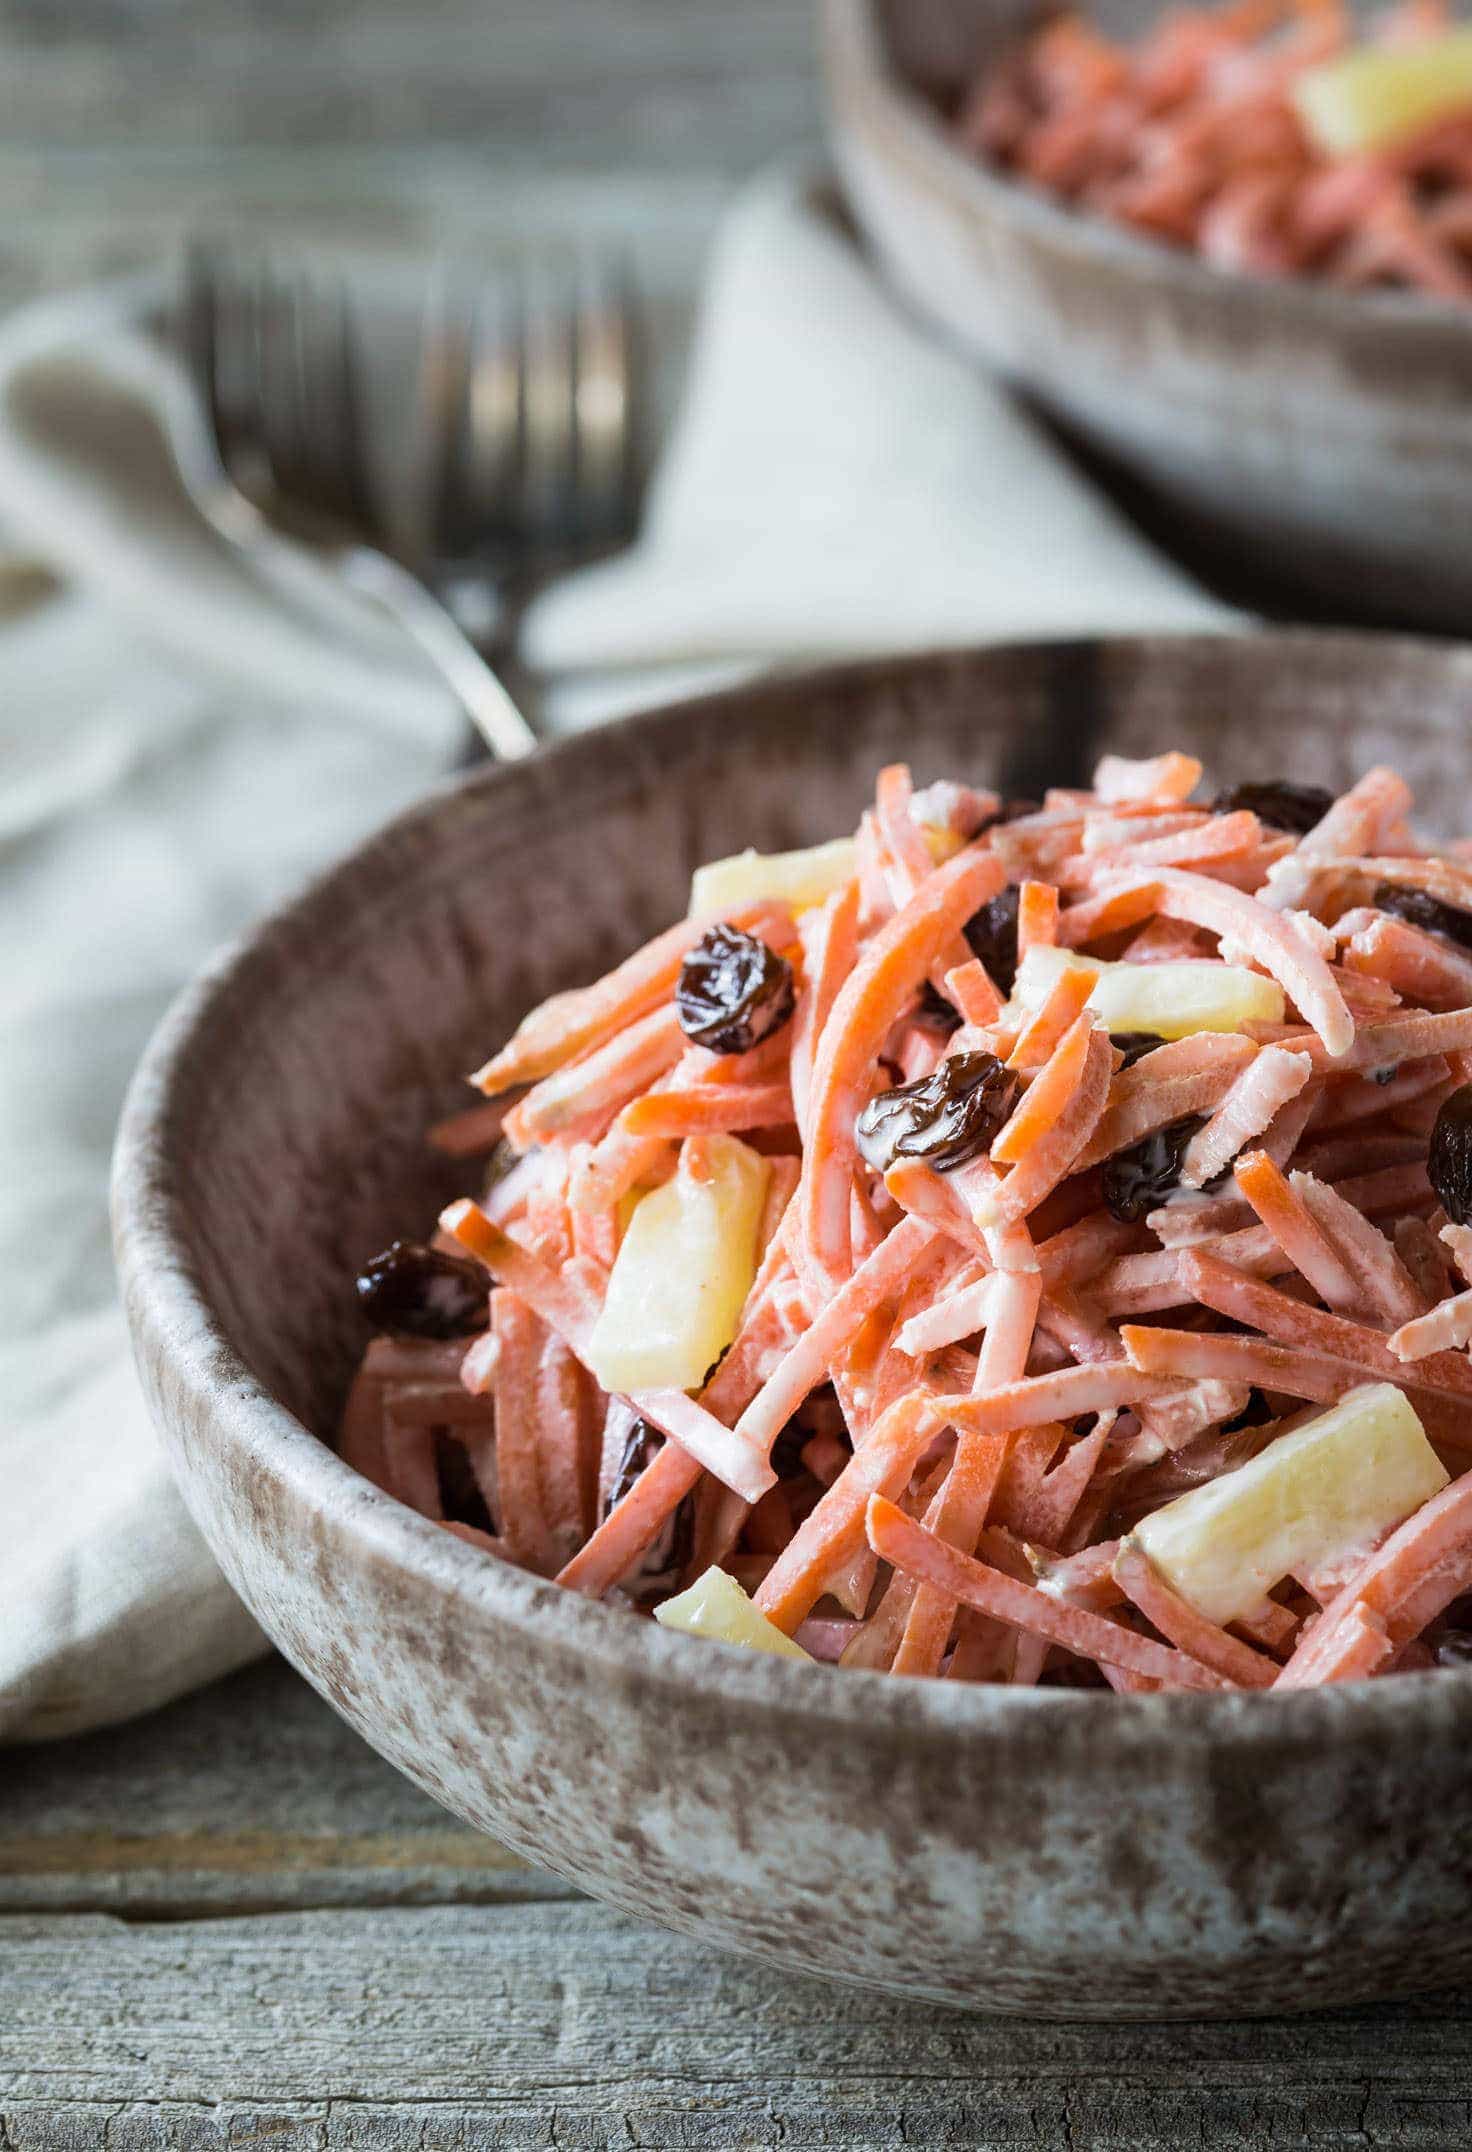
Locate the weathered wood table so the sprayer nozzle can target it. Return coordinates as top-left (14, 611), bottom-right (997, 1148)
top-left (6, 1653), bottom-right (1472, 2148)
top-left (3, 0), bottom-right (1472, 2140)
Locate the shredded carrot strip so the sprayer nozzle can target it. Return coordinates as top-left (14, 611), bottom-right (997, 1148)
top-left (1112, 1540), bottom-right (1278, 1687)
top-left (558, 1441), bottom-right (703, 1597)
top-left (944, 957), bottom-right (1005, 1026)
top-left (869, 1497), bottom-right (1226, 1687)
top-left (1290, 1171), bottom-right (1424, 1327)
top-left (489, 1292), bottom-right (560, 1573)
top-left (753, 1393), bottom-right (947, 1632)
top-left (801, 849), bottom-right (1006, 1285)
top-left (1093, 751), bottom-right (1203, 806)
top-left (1007, 960), bottom-right (1098, 1070)
top-left (1181, 1249), bottom-right (1472, 1401)
top-left (736, 1217), bottom-right (942, 1453)
top-left (1075, 1033), bottom-right (1258, 1171)
top-left (889, 1269), bottom-right (1043, 1675)
top-left (986, 1022), bottom-right (1113, 1224)
top-left (1180, 1046), bottom-right (1312, 1190)
top-left (1390, 1289), bottom-right (1472, 1362)
top-left (619, 1082), bottom-right (793, 1138)
top-left (1233, 1149), bottom-right (1364, 1313)
top-left (1278, 1473), bottom-right (1472, 1687)
top-left (1016, 879), bottom-right (1060, 957)
top-left (790, 881), bottom-right (860, 1145)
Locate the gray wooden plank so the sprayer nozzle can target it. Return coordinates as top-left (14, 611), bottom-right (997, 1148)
top-left (3, 1901), bottom-right (1472, 2148)
top-left (0, 1658), bottom-right (575, 1915)
top-left (0, 0), bottom-right (821, 161)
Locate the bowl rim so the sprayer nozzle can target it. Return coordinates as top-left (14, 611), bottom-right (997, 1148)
top-left (823, 0), bottom-right (1472, 347)
top-left (113, 630), bottom-right (1472, 1752)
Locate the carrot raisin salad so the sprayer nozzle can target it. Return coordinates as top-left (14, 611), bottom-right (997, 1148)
top-left (966, 0), bottom-right (1472, 301)
top-left (341, 752), bottom-right (1472, 1691)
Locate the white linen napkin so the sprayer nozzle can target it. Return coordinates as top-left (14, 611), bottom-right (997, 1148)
top-left (0, 168), bottom-right (1229, 1743)
top-left (0, 280), bottom-right (462, 1741)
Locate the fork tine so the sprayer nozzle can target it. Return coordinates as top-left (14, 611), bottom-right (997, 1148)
top-left (188, 241), bottom-right (268, 485)
top-left (420, 259), bottom-right (478, 563)
top-left (328, 279), bottom-right (379, 540)
top-left (615, 249), bottom-right (648, 537)
top-left (466, 262), bottom-right (525, 559)
top-left (298, 267), bottom-right (378, 540)
top-left (252, 260), bottom-right (294, 499)
top-left (517, 247), bottom-right (578, 555)
top-left (256, 261), bottom-right (320, 509)
top-left (181, 239), bottom-right (223, 451)
top-left (569, 244), bottom-right (641, 551)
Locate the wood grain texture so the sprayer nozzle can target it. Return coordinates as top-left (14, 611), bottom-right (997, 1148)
top-left (2, 1658), bottom-right (569, 1916)
top-left (5, 1897), bottom-right (1472, 2148)
top-left (0, 0), bottom-right (819, 158)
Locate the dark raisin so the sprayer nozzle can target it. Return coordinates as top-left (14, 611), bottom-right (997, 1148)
top-left (1429, 1085), bottom-right (1472, 1224)
top-left (770, 1422), bottom-right (810, 1481)
top-left (603, 1409), bottom-right (695, 1588)
top-left (676, 923), bottom-right (795, 1055)
top-left (1101, 1116), bottom-right (1206, 1223)
top-left (606, 1410), bottom-right (662, 1511)
top-left (856, 1051), bottom-right (1021, 1175)
top-left (1111, 1031), bottom-right (1166, 1067)
top-left (915, 979), bottom-right (962, 1035)
top-left (1374, 883), bottom-right (1472, 957)
top-left (963, 884), bottom-right (1021, 993)
top-left (435, 1433), bottom-right (494, 1535)
top-left (1220, 1388), bottom-right (1274, 1434)
top-left (1212, 780), bottom-right (1333, 837)
top-left (356, 1240), bottom-right (488, 1338)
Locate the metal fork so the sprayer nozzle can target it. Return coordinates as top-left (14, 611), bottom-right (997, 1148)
top-left (176, 241), bottom-right (645, 760)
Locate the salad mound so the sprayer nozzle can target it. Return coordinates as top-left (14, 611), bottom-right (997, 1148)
top-left (342, 750), bottom-right (1472, 1691)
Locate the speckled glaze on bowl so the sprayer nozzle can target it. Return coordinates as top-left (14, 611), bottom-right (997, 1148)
top-left (115, 634), bottom-right (1472, 2020)
top-left (822, 0), bottom-right (1472, 629)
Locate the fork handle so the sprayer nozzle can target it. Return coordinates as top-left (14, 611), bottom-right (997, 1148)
top-left (339, 543), bottom-right (537, 762)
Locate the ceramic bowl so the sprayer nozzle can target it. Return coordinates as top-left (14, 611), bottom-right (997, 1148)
top-left (115, 632), bottom-right (1472, 2019)
top-left (821, 0), bottom-right (1472, 629)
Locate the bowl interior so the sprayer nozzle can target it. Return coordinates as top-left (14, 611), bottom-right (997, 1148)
top-left (142, 632), bottom-right (1472, 1467)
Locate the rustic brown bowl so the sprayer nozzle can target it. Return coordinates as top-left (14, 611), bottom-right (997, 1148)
top-left (115, 633), bottom-right (1472, 2020)
top-left (822, 0), bottom-right (1472, 629)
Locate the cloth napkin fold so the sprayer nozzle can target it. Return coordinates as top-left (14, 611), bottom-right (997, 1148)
top-left (0, 281), bottom-right (462, 1742)
top-left (0, 167), bottom-right (1229, 1744)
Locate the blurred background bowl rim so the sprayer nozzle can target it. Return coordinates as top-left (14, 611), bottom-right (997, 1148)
top-left (113, 628), bottom-right (1472, 1752)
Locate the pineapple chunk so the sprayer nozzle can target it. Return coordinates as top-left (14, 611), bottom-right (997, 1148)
top-left (654, 1566), bottom-right (810, 1659)
top-left (690, 837), bottom-right (859, 918)
top-left (1134, 1384), bottom-right (1448, 1627)
top-left (689, 826), bottom-right (960, 918)
top-left (1009, 944), bottom-right (1284, 1040)
top-left (585, 1133), bottom-right (770, 1394)
top-left (1294, 30), bottom-right (1472, 159)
